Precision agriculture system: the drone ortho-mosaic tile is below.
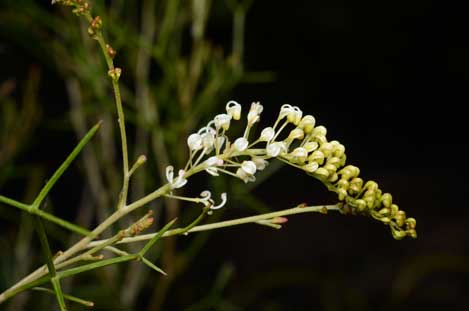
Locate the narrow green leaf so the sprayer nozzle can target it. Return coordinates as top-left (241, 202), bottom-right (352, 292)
top-left (33, 287), bottom-right (94, 307)
top-left (57, 254), bottom-right (136, 279)
top-left (141, 257), bottom-right (167, 275)
top-left (139, 218), bottom-right (177, 256)
top-left (51, 278), bottom-right (67, 311)
top-left (33, 216), bottom-right (67, 310)
top-left (0, 196), bottom-right (91, 235)
top-left (32, 121), bottom-right (102, 209)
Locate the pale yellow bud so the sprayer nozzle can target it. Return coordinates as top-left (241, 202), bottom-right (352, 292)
top-left (298, 115), bottom-right (316, 133)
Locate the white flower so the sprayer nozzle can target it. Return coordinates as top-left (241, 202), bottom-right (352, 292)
top-left (279, 104), bottom-right (302, 125)
top-left (204, 156), bottom-right (224, 176)
top-left (287, 106), bottom-right (303, 125)
top-left (226, 100), bottom-right (241, 120)
top-left (259, 127), bottom-right (275, 142)
top-left (166, 166), bottom-right (187, 189)
top-left (214, 114), bottom-right (231, 131)
top-left (266, 142), bottom-right (287, 157)
top-left (205, 156), bottom-right (224, 167)
top-left (241, 160), bottom-right (257, 175)
top-left (201, 132), bottom-right (215, 153)
top-left (279, 104), bottom-right (293, 119)
top-left (252, 157), bottom-right (268, 170)
top-left (211, 193), bottom-right (227, 210)
top-left (233, 137), bottom-right (249, 152)
top-left (187, 133), bottom-right (203, 151)
top-left (247, 102), bottom-right (263, 126)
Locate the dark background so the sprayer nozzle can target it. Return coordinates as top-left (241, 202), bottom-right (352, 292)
top-left (1, 0), bottom-right (468, 310)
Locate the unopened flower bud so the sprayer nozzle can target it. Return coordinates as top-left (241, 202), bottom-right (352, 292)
top-left (327, 157), bottom-right (342, 168)
top-left (290, 147), bottom-right (308, 163)
top-left (288, 128), bottom-right (304, 140)
top-left (337, 188), bottom-right (348, 200)
top-left (187, 133), bottom-right (203, 151)
top-left (355, 199), bottom-right (367, 212)
top-left (247, 102), bottom-right (263, 125)
top-left (259, 127), bottom-right (275, 142)
top-left (406, 217), bottom-right (416, 229)
top-left (311, 125), bottom-right (327, 137)
top-left (266, 142), bottom-right (286, 157)
top-left (314, 167), bottom-right (329, 180)
top-left (303, 141), bottom-right (319, 152)
top-left (214, 113), bottom-right (231, 131)
top-left (319, 142), bottom-right (333, 157)
top-left (308, 150), bottom-right (325, 165)
top-left (303, 161), bottom-right (319, 173)
top-left (380, 193), bottom-right (393, 208)
top-left (106, 44), bottom-right (116, 59)
top-left (108, 67), bottom-right (122, 81)
top-left (298, 115), bottom-right (316, 133)
top-left (233, 137), bottom-right (248, 152)
top-left (349, 177), bottom-right (363, 194)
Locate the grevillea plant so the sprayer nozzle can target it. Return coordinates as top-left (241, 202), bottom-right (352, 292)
top-left (0, 0), bottom-right (417, 309)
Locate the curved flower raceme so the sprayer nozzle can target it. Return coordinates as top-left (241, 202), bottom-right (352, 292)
top-left (180, 100), bottom-right (417, 239)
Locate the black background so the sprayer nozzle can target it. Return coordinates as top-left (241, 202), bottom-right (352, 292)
top-left (1, 0), bottom-right (468, 310)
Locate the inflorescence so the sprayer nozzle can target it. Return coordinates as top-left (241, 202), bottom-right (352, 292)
top-left (169, 101), bottom-right (416, 240)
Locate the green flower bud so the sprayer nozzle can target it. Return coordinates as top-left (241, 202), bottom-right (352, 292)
top-left (380, 217), bottom-right (391, 224)
top-left (288, 128), bottom-right (305, 141)
top-left (308, 150), bottom-right (325, 165)
top-left (314, 167), bottom-right (329, 180)
top-left (328, 173), bottom-right (339, 182)
top-left (324, 164), bottom-right (337, 175)
top-left (337, 179), bottom-right (349, 190)
top-left (355, 199), bottom-right (366, 212)
top-left (311, 125), bottom-right (327, 137)
top-left (337, 188), bottom-right (348, 200)
top-left (303, 161), bottom-right (319, 173)
top-left (319, 142), bottom-right (333, 157)
top-left (407, 229), bottom-right (417, 238)
top-left (380, 193), bottom-right (393, 208)
top-left (395, 210), bottom-right (406, 227)
top-left (327, 156), bottom-right (342, 168)
top-left (303, 141), bottom-right (319, 152)
top-left (406, 217), bottom-right (417, 229)
top-left (349, 177), bottom-right (363, 194)
top-left (298, 115), bottom-right (316, 134)
top-left (391, 228), bottom-right (407, 240)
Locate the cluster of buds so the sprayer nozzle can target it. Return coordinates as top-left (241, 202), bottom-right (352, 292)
top-left (52, 0), bottom-right (90, 16)
top-left (177, 100), bottom-right (416, 239)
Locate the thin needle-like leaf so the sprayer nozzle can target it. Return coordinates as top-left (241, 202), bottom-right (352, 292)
top-left (32, 287), bottom-right (94, 307)
top-left (32, 121), bottom-right (102, 209)
top-left (139, 218), bottom-right (177, 256)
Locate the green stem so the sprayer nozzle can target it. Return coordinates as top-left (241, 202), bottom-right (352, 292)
top-left (85, 13), bottom-right (130, 209)
top-left (89, 205), bottom-right (341, 247)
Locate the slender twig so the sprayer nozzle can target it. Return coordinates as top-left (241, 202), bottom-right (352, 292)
top-left (88, 205), bottom-right (340, 248)
top-left (83, 12), bottom-right (130, 210)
